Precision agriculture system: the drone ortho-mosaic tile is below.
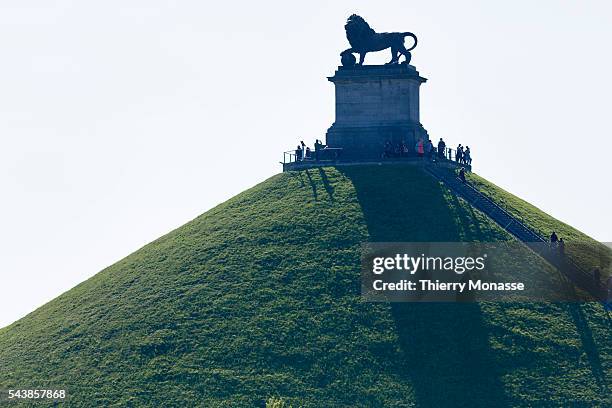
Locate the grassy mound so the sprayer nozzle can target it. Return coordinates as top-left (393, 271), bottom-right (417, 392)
top-left (0, 165), bottom-right (609, 407)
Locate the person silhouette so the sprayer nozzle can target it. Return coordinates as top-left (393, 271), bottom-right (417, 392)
top-left (426, 139), bottom-right (434, 160)
top-left (464, 146), bottom-right (472, 165)
top-left (437, 138), bottom-right (446, 158)
top-left (550, 231), bottom-right (558, 244)
top-left (456, 144), bottom-right (463, 163)
top-left (296, 145), bottom-right (303, 161)
top-left (416, 138), bottom-right (424, 158)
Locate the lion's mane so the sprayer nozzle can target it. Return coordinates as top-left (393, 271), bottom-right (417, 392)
top-left (344, 14), bottom-right (375, 49)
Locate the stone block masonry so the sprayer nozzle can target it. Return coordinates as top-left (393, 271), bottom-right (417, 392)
top-left (326, 64), bottom-right (429, 160)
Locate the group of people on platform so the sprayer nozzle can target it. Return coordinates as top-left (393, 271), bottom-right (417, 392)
top-left (295, 139), bottom-right (326, 161)
top-left (383, 137), bottom-right (452, 160)
top-left (455, 144), bottom-right (472, 166)
top-left (293, 137), bottom-right (473, 164)
top-left (413, 138), bottom-right (435, 158)
top-left (382, 137), bottom-right (473, 165)
top-left (382, 139), bottom-right (417, 158)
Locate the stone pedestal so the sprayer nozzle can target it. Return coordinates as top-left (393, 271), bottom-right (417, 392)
top-left (326, 64), bottom-right (428, 160)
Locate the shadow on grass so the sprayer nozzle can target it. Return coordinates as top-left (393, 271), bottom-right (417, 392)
top-left (304, 170), bottom-right (318, 201)
top-left (446, 191), bottom-right (486, 240)
top-left (566, 303), bottom-right (607, 392)
top-left (318, 168), bottom-right (335, 202)
top-left (558, 279), bottom-right (608, 392)
top-left (391, 303), bottom-right (507, 408)
top-left (339, 165), bottom-right (509, 407)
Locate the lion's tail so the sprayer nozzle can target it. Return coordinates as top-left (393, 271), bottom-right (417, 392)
top-left (402, 32), bottom-right (418, 51)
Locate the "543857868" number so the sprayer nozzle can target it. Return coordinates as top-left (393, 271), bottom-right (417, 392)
top-left (6, 389), bottom-right (66, 400)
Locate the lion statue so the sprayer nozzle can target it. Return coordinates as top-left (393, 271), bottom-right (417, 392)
top-left (341, 14), bottom-right (418, 66)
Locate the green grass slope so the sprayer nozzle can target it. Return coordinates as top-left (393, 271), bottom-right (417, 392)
top-left (0, 165), bottom-right (610, 407)
top-left (465, 171), bottom-right (612, 281)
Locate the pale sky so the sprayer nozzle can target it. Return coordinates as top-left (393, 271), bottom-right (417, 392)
top-left (1, 0), bottom-right (611, 328)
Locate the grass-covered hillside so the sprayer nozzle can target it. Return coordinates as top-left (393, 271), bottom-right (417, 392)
top-left (0, 165), bottom-right (610, 407)
top-left (465, 170), bottom-right (612, 281)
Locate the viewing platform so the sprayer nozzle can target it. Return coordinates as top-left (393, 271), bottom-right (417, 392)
top-left (282, 147), bottom-right (471, 172)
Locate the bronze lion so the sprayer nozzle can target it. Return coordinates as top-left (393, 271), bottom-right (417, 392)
top-left (341, 15), bottom-right (418, 66)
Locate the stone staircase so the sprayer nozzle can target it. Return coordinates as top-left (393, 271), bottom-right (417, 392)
top-left (424, 164), bottom-right (605, 300)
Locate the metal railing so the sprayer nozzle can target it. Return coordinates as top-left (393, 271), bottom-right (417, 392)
top-left (425, 164), bottom-right (607, 299)
top-left (441, 147), bottom-right (472, 165)
top-left (281, 144), bottom-right (471, 166)
top-left (283, 150), bottom-right (296, 164)
top-left (282, 147), bottom-right (343, 164)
